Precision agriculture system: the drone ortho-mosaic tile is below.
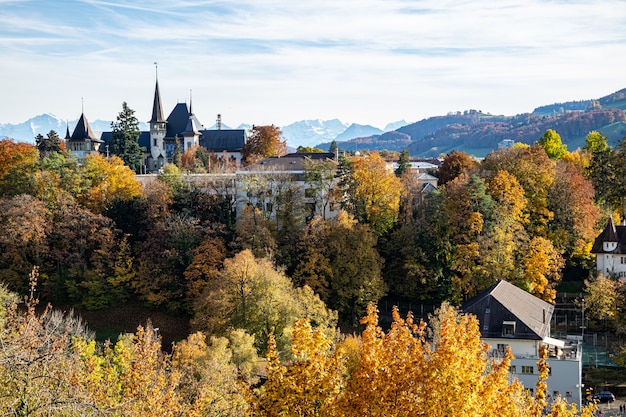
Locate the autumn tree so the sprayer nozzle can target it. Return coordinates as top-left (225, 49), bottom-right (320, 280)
top-left (111, 101), bottom-right (145, 172)
top-left (519, 236), bottom-right (564, 302)
top-left (482, 145), bottom-right (556, 237)
top-left (0, 268), bottom-right (96, 416)
top-left (45, 197), bottom-right (120, 308)
top-left (537, 129), bottom-right (568, 159)
top-left (0, 195), bottom-right (50, 293)
top-left (0, 138), bottom-right (39, 196)
top-left (192, 249), bottom-right (338, 353)
top-left (35, 151), bottom-right (85, 206)
top-left (326, 303), bottom-right (530, 417)
top-left (548, 160), bottom-right (599, 266)
top-left (436, 150), bottom-right (476, 186)
top-left (584, 130), bottom-right (609, 154)
top-left (79, 153), bottom-right (143, 213)
top-left (480, 171), bottom-right (527, 279)
top-left (171, 331), bottom-right (252, 416)
top-left (445, 174), bottom-right (495, 302)
top-left (345, 152), bottom-right (403, 236)
top-left (242, 125), bottom-right (286, 164)
top-left (183, 234), bottom-right (227, 300)
top-left (583, 274), bottom-right (622, 327)
top-left (255, 319), bottom-right (345, 416)
top-left (71, 322), bottom-right (183, 416)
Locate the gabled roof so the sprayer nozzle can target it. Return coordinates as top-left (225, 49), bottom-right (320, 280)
top-left (416, 172), bottom-right (438, 182)
top-left (460, 280), bottom-right (554, 340)
top-left (201, 129), bottom-right (246, 152)
top-left (421, 182), bottom-right (438, 194)
top-left (70, 113), bottom-right (102, 142)
top-left (591, 216), bottom-right (626, 254)
top-left (241, 152), bottom-right (336, 172)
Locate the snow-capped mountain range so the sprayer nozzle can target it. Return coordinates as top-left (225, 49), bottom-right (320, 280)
top-left (0, 114), bottom-right (409, 149)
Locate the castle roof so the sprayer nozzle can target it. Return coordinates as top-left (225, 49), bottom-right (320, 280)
top-left (201, 129), bottom-right (247, 152)
top-left (70, 112), bottom-right (102, 143)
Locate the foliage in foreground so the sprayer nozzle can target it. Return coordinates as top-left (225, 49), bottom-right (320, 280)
top-left (254, 304), bottom-right (596, 417)
top-left (0, 270), bottom-right (598, 417)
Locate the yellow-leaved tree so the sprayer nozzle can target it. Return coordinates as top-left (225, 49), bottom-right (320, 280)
top-left (79, 153), bottom-right (143, 213)
top-left (347, 152), bottom-right (403, 236)
top-left (257, 302), bottom-right (596, 417)
top-left (255, 319), bottom-right (346, 416)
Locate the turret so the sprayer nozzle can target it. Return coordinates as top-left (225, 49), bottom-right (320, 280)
top-left (149, 63), bottom-right (167, 164)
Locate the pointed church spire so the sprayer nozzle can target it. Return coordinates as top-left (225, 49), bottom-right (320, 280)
top-left (150, 62), bottom-right (166, 123)
top-left (182, 89), bottom-right (200, 136)
top-left (65, 120), bottom-right (71, 140)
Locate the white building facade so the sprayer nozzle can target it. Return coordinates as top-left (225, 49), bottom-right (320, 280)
top-left (461, 280), bottom-right (583, 408)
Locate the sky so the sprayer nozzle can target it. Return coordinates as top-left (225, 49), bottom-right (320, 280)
top-left (2, 0), bottom-right (626, 130)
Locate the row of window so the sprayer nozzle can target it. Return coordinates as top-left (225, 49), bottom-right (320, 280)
top-left (509, 365), bottom-right (534, 375)
top-left (509, 365), bottom-right (551, 376)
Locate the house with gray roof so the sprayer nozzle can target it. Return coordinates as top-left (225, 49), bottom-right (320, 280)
top-left (461, 280), bottom-right (582, 407)
top-left (591, 215), bottom-right (626, 278)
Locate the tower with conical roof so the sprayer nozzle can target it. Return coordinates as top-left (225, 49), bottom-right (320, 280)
top-left (67, 105), bottom-right (103, 160)
top-left (181, 90), bottom-right (201, 153)
top-left (149, 63), bottom-right (167, 167)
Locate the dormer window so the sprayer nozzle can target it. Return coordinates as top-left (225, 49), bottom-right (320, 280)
top-left (502, 321), bottom-right (516, 337)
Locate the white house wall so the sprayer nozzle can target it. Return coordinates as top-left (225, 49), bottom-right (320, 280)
top-left (508, 357), bottom-right (582, 408)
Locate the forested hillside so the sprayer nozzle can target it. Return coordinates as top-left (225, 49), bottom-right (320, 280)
top-left (325, 88), bottom-right (626, 157)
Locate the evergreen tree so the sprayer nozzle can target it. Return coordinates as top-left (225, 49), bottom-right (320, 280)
top-left (395, 148), bottom-right (411, 177)
top-left (111, 102), bottom-right (145, 172)
top-left (328, 140), bottom-right (339, 156)
top-left (35, 130), bottom-right (62, 158)
top-left (172, 136), bottom-right (182, 167)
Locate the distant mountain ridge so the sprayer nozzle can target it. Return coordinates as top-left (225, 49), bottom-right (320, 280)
top-left (1, 113), bottom-right (407, 150)
top-left (0, 114), bottom-right (149, 143)
top-left (4, 88), bottom-right (626, 156)
top-left (320, 88), bottom-right (626, 157)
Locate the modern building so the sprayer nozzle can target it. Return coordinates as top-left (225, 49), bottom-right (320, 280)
top-left (460, 280), bottom-right (583, 408)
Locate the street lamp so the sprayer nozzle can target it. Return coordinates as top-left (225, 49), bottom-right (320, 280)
top-left (581, 298), bottom-right (585, 341)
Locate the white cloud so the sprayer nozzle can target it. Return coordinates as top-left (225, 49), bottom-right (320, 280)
top-left (1, 0), bottom-right (625, 128)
